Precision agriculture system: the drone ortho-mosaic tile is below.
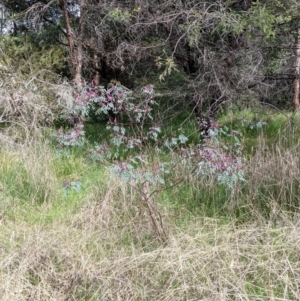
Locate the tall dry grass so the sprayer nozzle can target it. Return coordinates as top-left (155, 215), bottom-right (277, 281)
top-left (1, 162), bottom-right (300, 300)
top-left (227, 132), bottom-right (300, 221)
top-left (0, 141), bottom-right (59, 205)
top-left (2, 117), bottom-right (300, 300)
top-left (0, 59), bottom-right (71, 146)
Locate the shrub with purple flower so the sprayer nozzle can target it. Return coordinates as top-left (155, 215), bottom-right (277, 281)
top-left (56, 82), bottom-right (245, 189)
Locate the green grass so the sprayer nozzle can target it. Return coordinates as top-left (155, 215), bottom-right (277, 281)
top-left (2, 109), bottom-right (300, 299)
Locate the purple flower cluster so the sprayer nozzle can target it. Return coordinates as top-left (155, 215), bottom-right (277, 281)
top-left (56, 123), bottom-right (85, 147)
top-left (56, 82), bottom-right (244, 188)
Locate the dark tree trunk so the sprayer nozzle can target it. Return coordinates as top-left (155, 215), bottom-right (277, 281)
top-left (60, 0), bottom-right (86, 88)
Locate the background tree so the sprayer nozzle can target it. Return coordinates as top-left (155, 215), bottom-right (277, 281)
top-left (2, 0), bottom-right (300, 118)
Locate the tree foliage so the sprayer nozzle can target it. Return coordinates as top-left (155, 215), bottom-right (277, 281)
top-left (1, 0), bottom-right (300, 114)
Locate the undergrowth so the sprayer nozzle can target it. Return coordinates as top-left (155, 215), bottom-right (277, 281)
top-left (1, 110), bottom-right (300, 299)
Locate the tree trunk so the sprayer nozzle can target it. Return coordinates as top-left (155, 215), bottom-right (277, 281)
top-left (60, 0), bottom-right (86, 88)
top-left (293, 28), bottom-right (300, 111)
top-left (92, 52), bottom-right (100, 86)
top-left (75, 0), bottom-right (86, 88)
top-left (90, 37), bottom-right (100, 86)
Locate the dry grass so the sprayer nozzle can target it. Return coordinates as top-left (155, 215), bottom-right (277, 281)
top-left (228, 135), bottom-right (300, 220)
top-left (2, 121), bottom-right (300, 300)
top-left (1, 205), bottom-right (300, 300)
top-left (1, 171), bottom-right (300, 300)
top-left (0, 141), bottom-right (59, 205)
top-left (0, 59), bottom-right (70, 145)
